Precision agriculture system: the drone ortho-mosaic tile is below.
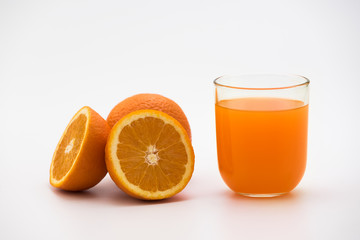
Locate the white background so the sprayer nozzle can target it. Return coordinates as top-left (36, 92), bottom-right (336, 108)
top-left (1, 0), bottom-right (360, 239)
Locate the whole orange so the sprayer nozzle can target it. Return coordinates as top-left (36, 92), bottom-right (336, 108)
top-left (107, 93), bottom-right (191, 140)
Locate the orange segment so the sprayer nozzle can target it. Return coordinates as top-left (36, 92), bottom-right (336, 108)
top-left (105, 110), bottom-right (195, 200)
top-left (51, 114), bottom-right (87, 181)
top-left (50, 106), bottom-right (110, 191)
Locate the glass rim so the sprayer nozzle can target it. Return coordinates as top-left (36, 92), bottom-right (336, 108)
top-left (213, 74), bottom-right (310, 90)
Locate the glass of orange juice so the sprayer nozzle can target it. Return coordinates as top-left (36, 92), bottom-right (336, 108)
top-left (214, 74), bottom-right (309, 197)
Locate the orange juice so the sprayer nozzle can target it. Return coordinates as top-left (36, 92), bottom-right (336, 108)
top-left (215, 97), bottom-right (308, 194)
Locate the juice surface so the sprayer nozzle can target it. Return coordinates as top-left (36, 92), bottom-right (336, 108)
top-left (215, 97), bottom-right (308, 194)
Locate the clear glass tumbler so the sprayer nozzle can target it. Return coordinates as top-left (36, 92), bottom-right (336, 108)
top-left (214, 74), bottom-right (309, 197)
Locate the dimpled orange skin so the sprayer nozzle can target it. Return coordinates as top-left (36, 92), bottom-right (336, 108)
top-left (106, 94), bottom-right (192, 140)
top-left (50, 107), bottom-right (110, 191)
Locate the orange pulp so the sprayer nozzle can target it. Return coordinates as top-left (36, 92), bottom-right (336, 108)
top-left (215, 97), bottom-right (308, 194)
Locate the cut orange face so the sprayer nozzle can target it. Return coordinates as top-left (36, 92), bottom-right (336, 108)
top-left (50, 106), bottom-right (110, 191)
top-left (105, 110), bottom-right (195, 200)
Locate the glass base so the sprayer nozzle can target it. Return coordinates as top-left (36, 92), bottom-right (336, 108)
top-left (237, 192), bottom-right (287, 198)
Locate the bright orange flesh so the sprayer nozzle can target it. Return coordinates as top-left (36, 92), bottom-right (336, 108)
top-left (106, 94), bottom-right (192, 140)
top-left (52, 114), bottom-right (87, 181)
top-left (215, 97), bottom-right (308, 194)
top-left (105, 110), bottom-right (194, 200)
top-left (50, 107), bottom-right (110, 191)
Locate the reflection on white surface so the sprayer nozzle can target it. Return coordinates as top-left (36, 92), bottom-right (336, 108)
top-left (219, 191), bottom-right (306, 238)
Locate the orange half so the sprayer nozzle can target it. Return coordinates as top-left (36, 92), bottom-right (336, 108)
top-left (105, 110), bottom-right (195, 200)
top-left (50, 106), bottom-right (110, 191)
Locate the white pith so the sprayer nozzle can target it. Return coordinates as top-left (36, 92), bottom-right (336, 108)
top-left (65, 138), bottom-right (75, 154)
top-left (145, 145), bottom-right (159, 165)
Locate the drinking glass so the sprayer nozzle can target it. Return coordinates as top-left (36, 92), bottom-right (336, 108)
top-left (214, 74), bottom-right (309, 197)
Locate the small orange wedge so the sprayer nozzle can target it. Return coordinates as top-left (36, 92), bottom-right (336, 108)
top-left (50, 106), bottom-right (110, 191)
top-left (105, 110), bottom-right (195, 200)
